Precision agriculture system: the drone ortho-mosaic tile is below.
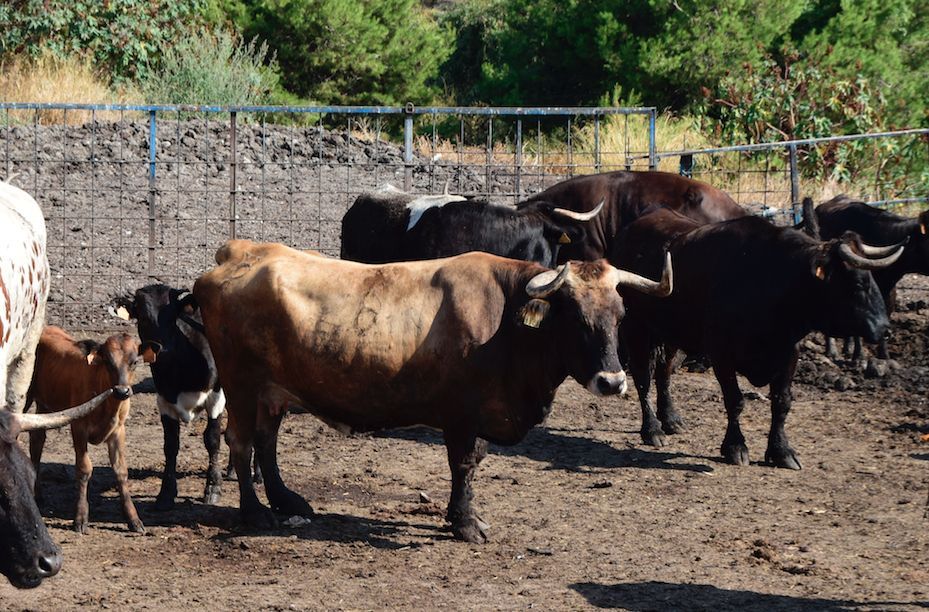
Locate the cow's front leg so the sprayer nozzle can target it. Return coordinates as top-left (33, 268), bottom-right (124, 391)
top-left (107, 426), bottom-right (144, 532)
top-left (824, 336), bottom-right (838, 360)
top-left (255, 405), bottom-right (312, 518)
top-left (29, 429), bottom-right (47, 502)
top-left (765, 349), bottom-right (802, 470)
top-left (656, 345), bottom-right (685, 435)
top-left (202, 416), bottom-right (223, 505)
top-left (714, 363), bottom-right (748, 466)
top-left (155, 414), bottom-right (180, 511)
top-left (6, 309), bottom-right (44, 413)
top-left (624, 326), bottom-right (665, 447)
top-left (72, 431), bottom-right (93, 534)
top-left (444, 428), bottom-right (489, 543)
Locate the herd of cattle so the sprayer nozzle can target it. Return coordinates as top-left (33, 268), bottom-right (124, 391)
top-left (1, 169), bottom-right (925, 588)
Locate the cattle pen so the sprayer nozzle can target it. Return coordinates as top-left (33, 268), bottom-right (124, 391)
top-left (1, 102), bottom-right (928, 610)
top-left (1, 102), bottom-right (927, 331)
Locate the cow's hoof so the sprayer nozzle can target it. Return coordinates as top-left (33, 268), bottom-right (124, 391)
top-left (128, 518), bottom-right (146, 534)
top-left (202, 485), bottom-right (222, 506)
top-left (452, 518), bottom-right (488, 544)
top-left (253, 468), bottom-right (264, 486)
top-left (223, 465), bottom-right (236, 481)
top-left (721, 443), bottom-right (749, 466)
top-left (270, 493), bottom-right (314, 519)
top-left (73, 519), bottom-right (89, 535)
top-left (765, 447), bottom-right (802, 470)
top-left (641, 429), bottom-right (667, 448)
top-left (661, 414), bottom-right (686, 435)
top-left (243, 506), bottom-right (278, 530)
top-left (154, 493), bottom-right (176, 512)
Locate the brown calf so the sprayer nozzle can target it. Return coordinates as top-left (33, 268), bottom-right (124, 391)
top-left (27, 326), bottom-right (151, 534)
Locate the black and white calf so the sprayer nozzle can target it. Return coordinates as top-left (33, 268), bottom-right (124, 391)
top-left (115, 284), bottom-right (230, 510)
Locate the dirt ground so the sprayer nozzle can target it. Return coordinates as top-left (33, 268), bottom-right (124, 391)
top-left (4, 321), bottom-right (929, 610)
top-left (2, 120), bottom-right (927, 610)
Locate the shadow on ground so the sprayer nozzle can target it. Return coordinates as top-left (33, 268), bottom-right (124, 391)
top-left (570, 581), bottom-right (929, 611)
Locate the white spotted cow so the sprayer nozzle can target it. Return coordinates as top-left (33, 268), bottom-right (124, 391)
top-left (1, 178), bottom-right (49, 415)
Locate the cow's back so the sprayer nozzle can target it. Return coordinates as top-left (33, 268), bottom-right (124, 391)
top-left (197, 241), bottom-right (511, 424)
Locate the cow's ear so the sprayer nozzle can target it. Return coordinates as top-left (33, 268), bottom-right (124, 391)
top-left (177, 291), bottom-right (198, 315)
top-left (811, 246), bottom-right (832, 281)
top-left (543, 222), bottom-right (585, 246)
top-left (142, 345), bottom-right (158, 363)
top-left (917, 210), bottom-right (929, 236)
top-left (86, 351), bottom-right (98, 365)
top-left (518, 298), bottom-right (551, 328)
top-left (110, 297), bottom-right (135, 320)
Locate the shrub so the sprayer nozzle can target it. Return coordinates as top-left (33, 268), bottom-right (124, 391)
top-left (139, 30), bottom-right (281, 108)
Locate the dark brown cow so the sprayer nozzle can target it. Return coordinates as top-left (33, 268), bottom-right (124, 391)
top-left (518, 170), bottom-right (747, 263)
top-left (27, 326), bottom-right (151, 534)
top-left (194, 241), bottom-right (671, 542)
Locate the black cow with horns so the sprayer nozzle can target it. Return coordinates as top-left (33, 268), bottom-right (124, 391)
top-left (815, 195), bottom-right (929, 360)
top-left (340, 184), bottom-right (603, 266)
top-left (616, 209), bottom-right (903, 468)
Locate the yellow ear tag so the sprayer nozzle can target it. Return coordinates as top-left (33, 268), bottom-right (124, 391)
top-left (519, 299), bottom-right (550, 328)
top-left (558, 232), bottom-right (572, 245)
top-left (815, 265), bottom-right (826, 280)
top-left (115, 306), bottom-right (131, 320)
top-left (921, 223), bottom-right (926, 235)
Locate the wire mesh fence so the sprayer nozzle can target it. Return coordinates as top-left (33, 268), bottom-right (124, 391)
top-left (650, 129), bottom-right (929, 225)
top-left (0, 103), bottom-right (656, 330)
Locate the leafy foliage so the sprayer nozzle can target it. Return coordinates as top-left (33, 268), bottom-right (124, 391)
top-left (223, 0), bottom-right (452, 105)
top-left (0, 0), bottom-right (206, 82)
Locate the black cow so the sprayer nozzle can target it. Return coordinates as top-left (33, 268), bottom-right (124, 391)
top-left (340, 184), bottom-right (602, 266)
top-left (1, 391), bottom-right (112, 588)
top-left (115, 284), bottom-right (230, 510)
top-left (616, 209), bottom-right (902, 467)
top-left (816, 196), bottom-right (929, 360)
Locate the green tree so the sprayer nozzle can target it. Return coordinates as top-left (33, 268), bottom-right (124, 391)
top-left (224, 0), bottom-right (451, 105)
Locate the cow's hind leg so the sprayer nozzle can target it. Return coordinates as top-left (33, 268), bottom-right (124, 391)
top-left (254, 405), bottom-right (312, 518)
top-left (656, 345), bottom-right (685, 435)
top-left (155, 413), bottom-right (180, 511)
top-left (107, 426), bottom-right (144, 533)
top-left (226, 394), bottom-right (276, 529)
top-left (203, 416), bottom-right (223, 505)
top-left (444, 428), bottom-right (489, 543)
top-left (714, 363), bottom-right (749, 466)
top-left (764, 349), bottom-right (802, 470)
top-left (72, 430), bottom-right (93, 534)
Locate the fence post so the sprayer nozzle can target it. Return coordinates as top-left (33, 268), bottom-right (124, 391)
top-left (789, 144), bottom-right (801, 224)
top-left (229, 111), bottom-right (237, 239)
top-left (403, 103), bottom-right (414, 191)
top-left (648, 109), bottom-right (657, 170)
top-left (147, 110), bottom-right (157, 278)
top-left (515, 118), bottom-right (523, 200)
top-left (594, 114), bottom-right (601, 173)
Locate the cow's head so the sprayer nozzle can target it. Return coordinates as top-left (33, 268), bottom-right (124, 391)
top-left (809, 232), bottom-right (903, 342)
top-left (82, 333), bottom-right (151, 400)
top-left (0, 390), bottom-right (113, 588)
top-left (533, 199), bottom-right (605, 264)
top-left (519, 254), bottom-right (672, 396)
top-left (112, 284), bottom-right (198, 361)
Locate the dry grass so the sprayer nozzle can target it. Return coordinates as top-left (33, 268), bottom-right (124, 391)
top-left (0, 52), bottom-right (142, 125)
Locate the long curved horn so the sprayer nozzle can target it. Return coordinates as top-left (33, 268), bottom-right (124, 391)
top-left (550, 199), bottom-right (604, 222)
top-left (856, 238), bottom-right (908, 258)
top-left (838, 242), bottom-right (904, 270)
top-left (609, 252), bottom-right (674, 297)
top-left (526, 264), bottom-right (571, 298)
top-left (15, 389), bottom-right (113, 432)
